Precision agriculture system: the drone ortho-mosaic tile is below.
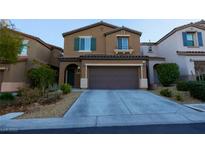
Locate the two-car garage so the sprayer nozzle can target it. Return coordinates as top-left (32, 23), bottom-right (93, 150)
top-left (88, 66), bottom-right (139, 89)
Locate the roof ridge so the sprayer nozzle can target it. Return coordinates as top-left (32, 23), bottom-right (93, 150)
top-left (62, 21), bottom-right (119, 37)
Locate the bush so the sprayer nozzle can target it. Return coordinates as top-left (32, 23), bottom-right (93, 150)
top-left (176, 80), bottom-right (190, 91)
top-left (17, 87), bottom-right (42, 105)
top-left (0, 92), bottom-right (15, 100)
top-left (160, 89), bottom-right (172, 97)
top-left (39, 90), bottom-right (63, 104)
top-left (188, 81), bottom-right (205, 101)
top-left (60, 84), bottom-right (72, 94)
top-left (175, 93), bottom-right (183, 101)
top-left (27, 62), bottom-right (56, 94)
top-left (156, 63), bottom-right (180, 86)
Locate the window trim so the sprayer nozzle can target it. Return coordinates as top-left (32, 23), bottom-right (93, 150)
top-left (117, 36), bottom-right (129, 50)
top-left (78, 36), bottom-right (92, 52)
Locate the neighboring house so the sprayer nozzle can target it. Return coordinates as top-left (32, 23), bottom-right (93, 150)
top-left (0, 29), bottom-right (63, 92)
top-left (141, 20), bottom-right (205, 86)
top-left (141, 42), bottom-right (165, 86)
top-left (59, 21), bottom-right (148, 89)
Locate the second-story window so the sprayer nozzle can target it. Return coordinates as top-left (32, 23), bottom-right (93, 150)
top-left (182, 32), bottom-right (203, 47)
top-left (20, 40), bottom-right (29, 56)
top-left (74, 36), bottom-right (96, 52)
top-left (186, 32), bottom-right (195, 46)
top-left (79, 36), bottom-right (91, 51)
top-left (117, 37), bottom-right (129, 50)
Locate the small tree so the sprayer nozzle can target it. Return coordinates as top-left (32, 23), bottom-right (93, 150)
top-left (0, 20), bottom-right (23, 64)
top-left (27, 62), bottom-right (57, 95)
top-left (156, 63), bottom-right (180, 86)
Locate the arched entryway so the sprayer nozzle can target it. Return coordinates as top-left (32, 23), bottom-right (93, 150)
top-left (64, 64), bottom-right (80, 88)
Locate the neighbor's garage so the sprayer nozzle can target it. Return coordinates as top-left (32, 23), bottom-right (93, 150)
top-left (88, 66), bottom-right (139, 89)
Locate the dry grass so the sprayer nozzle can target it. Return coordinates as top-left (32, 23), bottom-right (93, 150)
top-left (16, 92), bottom-right (81, 119)
top-left (150, 86), bottom-right (203, 104)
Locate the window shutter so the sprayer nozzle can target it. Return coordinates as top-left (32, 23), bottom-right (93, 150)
top-left (74, 37), bottom-right (79, 51)
top-left (91, 37), bottom-right (96, 51)
top-left (182, 32), bottom-right (187, 46)
top-left (198, 32), bottom-right (203, 47)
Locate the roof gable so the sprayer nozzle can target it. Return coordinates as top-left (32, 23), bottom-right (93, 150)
top-left (156, 22), bottom-right (205, 44)
top-left (62, 21), bottom-right (119, 37)
top-left (104, 26), bottom-right (142, 36)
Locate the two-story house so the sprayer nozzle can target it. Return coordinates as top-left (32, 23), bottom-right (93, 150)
top-left (141, 20), bottom-right (205, 86)
top-left (59, 21), bottom-right (148, 89)
top-left (0, 29), bottom-right (63, 92)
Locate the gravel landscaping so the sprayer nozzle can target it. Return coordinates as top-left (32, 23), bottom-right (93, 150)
top-left (16, 92), bottom-right (81, 119)
top-left (150, 86), bottom-right (203, 104)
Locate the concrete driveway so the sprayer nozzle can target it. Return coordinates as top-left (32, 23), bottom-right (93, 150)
top-left (1, 90), bottom-right (205, 131)
top-left (64, 90), bottom-right (202, 127)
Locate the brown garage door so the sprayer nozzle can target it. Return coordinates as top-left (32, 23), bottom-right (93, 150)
top-left (88, 66), bottom-right (139, 89)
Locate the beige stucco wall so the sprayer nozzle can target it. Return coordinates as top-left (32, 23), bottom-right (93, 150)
top-left (63, 25), bottom-right (116, 57)
top-left (105, 30), bottom-right (141, 55)
top-left (0, 33), bottom-right (62, 92)
top-left (59, 60), bottom-right (147, 87)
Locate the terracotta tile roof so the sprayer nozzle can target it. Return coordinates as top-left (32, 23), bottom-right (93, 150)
top-left (62, 21), bottom-right (119, 37)
top-left (17, 56), bottom-right (28, 62)
top-left (148, 56), bottom-right (165, 61)
top-left (141, 42), bottom-right (157, 46)
top-left (176, 51), bottom-right (205, 56)
top-left (59, 54), bottom-right (148, 61)
top-left (79, 54), bottom-right (148, 60)
top-left (104, 26), bottom-right (142, 36)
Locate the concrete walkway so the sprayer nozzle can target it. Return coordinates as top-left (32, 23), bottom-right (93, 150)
top-left (1, 90), bottom-right (205, 132)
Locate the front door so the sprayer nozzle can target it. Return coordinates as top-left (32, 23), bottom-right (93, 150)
top-left (67, 68), bottom-right (75, 86)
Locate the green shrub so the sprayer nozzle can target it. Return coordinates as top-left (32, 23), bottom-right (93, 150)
top-left (27, 62), bottom-right (56, 94)
top-left (17, 87), bottom-right (42, 105)
top-left (175, 93), bottom-right (183, 101)
top-left (60, 84), bottom-right (72, 94)
top-left (0, 92), bottom-right (15, 100)
top-left (160, 89), bottom-right (172, 97)
top-left (156, 63), bottom-right (180, 86)
top-left (188, 81), bottom-right (205, 101)
top-left (39, 90), bottom-right (63, 104)
top-left (176, 80), bottom-right (190, 91)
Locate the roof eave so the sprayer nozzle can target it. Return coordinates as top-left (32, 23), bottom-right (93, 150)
top-left (62, 21), bottom-right (119, 37)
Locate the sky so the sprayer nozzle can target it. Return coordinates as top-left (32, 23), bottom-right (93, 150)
top-left (11, 19), bottom-right (199, 48)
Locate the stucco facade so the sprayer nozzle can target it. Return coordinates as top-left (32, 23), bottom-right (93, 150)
top-left (60, 21), bottom-right (148, 89)
top-left (0, 29), bottom-right (63, 92)
top-left (141, 20), bottom-right (205, 84)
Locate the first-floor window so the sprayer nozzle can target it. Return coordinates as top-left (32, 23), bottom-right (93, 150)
top-left (117, 37), bottom-right (129, 50)
top-left (20, 40), bottom-right (29, 56)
